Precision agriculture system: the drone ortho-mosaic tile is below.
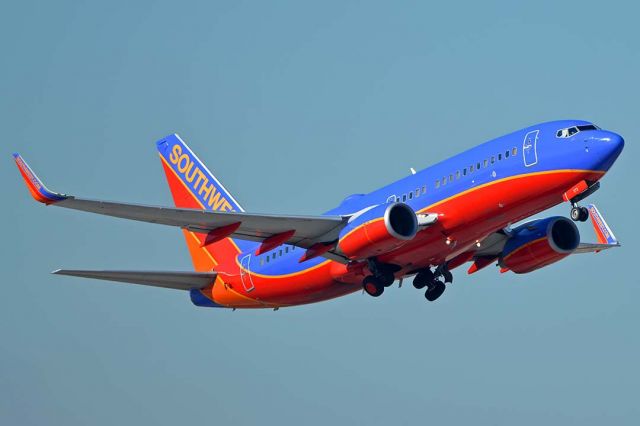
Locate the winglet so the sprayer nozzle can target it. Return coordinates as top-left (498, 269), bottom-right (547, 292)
top-left (13, 154), bottom-right (67, 204)
top-left (587, 204), bottom-right (618, 245)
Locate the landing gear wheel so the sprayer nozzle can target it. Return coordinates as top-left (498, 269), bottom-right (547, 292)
top-left (442, 269), bottom-right (453, 284)
top-left (570, 206), bottom-right (581, 221)
top-left (380, 272), bottom-right (395, 287)
top-left (571, 206), bottom-right (590, 222)
top-left (413, 269), bottom-right (434, 289)
top-left (425, 281), bottom-right (446, 302)
top-left (363, 276), bottom-right (384, 297)
top-left (579, 206), bottom-right (589, 222)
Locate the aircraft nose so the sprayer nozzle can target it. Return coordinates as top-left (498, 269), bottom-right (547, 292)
top-left (601, 131), bottom-right (624, 155)
top-left (594, 130), bottom-right (624, 170)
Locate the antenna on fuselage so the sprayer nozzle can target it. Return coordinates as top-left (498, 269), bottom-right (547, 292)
top-left (410, 167), bottom-right (416, 175)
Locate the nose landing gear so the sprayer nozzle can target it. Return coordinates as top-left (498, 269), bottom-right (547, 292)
top-left (570, 204), bottom-right (589, 222)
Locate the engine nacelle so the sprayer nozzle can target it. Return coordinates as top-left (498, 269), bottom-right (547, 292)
top-left (337, 203), bottom-right (418, 260)
top-left (500, 216), bottom-right (580, 274)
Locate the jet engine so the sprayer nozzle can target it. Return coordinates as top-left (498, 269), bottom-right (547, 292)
top-left (500, 216), bottom-right (580, 274)
top-left (337, 203), bottom-right (418, 260)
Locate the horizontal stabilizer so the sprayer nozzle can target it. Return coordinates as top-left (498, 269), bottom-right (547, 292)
top-left (52, 270), bottom-right (217, 290)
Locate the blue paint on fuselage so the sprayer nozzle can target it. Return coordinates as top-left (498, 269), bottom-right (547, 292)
top-left (242, 120), bottom-right (624, 276)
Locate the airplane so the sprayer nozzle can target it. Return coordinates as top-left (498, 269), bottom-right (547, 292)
top-left (13, 120), bottom-right (624, 309)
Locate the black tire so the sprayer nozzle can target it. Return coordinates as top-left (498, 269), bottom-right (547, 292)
top-left (413, 269), bottom-right (433, 289)
top-left (425, 281), bottom-right (446, 302)
top-left (380, 272), bottom-right (395, 287)
top-left (570, 207), bottom-right (581, 221)
top-left (363, 276), bottom-right (384, 297)
top-left (413, 278), bottom-right (427, 289)
top-left (579, 206), bottom-right (589, 222)
top-left (442, 269), bottom-right (453, 284)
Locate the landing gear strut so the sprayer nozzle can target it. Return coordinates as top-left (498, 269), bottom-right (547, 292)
top-left (412, 263), bottom-right (452, 302)
top-left (570, 204), bottom-right (589, 222)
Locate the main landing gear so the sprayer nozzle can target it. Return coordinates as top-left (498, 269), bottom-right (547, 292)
top-left (362, 260), bottom-right (396, 297)
top-left (570, 204), bottom-right (589, 222)
top-left (361, 260), bottom-right (451, 302)
top-left (412, 264), bottom-right (452, 302)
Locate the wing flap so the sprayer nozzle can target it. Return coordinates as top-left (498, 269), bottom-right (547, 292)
top-left (52, 270), bottom-right (217, 290)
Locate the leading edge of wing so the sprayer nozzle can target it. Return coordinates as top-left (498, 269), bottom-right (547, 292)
top-left (52, 269), bottom-right (217, 290)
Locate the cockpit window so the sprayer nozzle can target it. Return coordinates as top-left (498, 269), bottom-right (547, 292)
top-left (577, 124), bottom-right (598, 132)
top-left (556, 124), bottom-right (599, 138)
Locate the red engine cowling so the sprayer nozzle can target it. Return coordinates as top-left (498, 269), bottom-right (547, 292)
top-left (500, 216), bottom-right (580, 274)
top-left (337, 203), bottom-right (418, 260)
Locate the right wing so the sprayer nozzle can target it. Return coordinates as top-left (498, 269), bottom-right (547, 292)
top-left (14, 154), bottom-right (348, 254)
top-left (468, 203), bottom-right (621, 273)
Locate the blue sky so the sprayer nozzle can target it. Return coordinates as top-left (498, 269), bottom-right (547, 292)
top-left (2, 1), bottom-right (639, 424)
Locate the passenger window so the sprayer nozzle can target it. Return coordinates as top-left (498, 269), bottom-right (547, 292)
top-left (279, 249), bottom-right (283, 257)
top-left (512, 147), bottom-right (517, 156)
top-left (409, 192), bottom-right (413, 200)
top-left (260, 258), bottom-right (264, 266)
top-left (415, 188), bottom-right (420, 197)
top-left (449, 174), bottom-right (453, 182)
top-left (498, 153), bottom-right (502, 161)
top-left (491, 156), bottom-right (495, 164)
top-left (483, 159), bottom-right (488, 168)
top-left (442, 177), bottom-right (447, 186)
top-left (272, 253), bottom-right (277, 260)
top-left (402, 194), bottom-right (407, 202)
top-left (266, 255), bottom-right (270, 263)
top-left (470, 164), bottom-right (474, 172)
top-left (422, 185), bottom-right (426, 194)
top-left (463, 168), bottom-right (467, 176)
top-left (435, 180), bottom-right (440, 188)
top-left (285, 246), bottom-right (289, 254)
top-left (456, 170), bottom-right (460, 179)
top-left (505, 150), bottom-right (509, 158)
top-left (476, 162), bottom-right (481, 170)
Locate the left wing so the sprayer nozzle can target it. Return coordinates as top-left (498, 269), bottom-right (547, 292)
top-left (14, 154), bottom-right (348, 259)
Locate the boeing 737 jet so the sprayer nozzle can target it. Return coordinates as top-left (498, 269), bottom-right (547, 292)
top-left (14, 120), bottom-right (623, 308)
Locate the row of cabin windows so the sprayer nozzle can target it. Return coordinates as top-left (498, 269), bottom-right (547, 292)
top-left (259, 245), bottom-right (296, 266)
top-left (399, 185), bottom-right (428, 203)
top-left (434, 147), bottom-right (518, 189)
